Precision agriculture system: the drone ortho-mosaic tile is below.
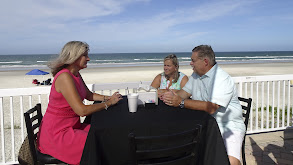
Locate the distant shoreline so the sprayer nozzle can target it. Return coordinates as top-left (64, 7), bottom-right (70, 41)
top-left (1, 50), bottom-right (293, 56)
top-left (1, 61), bottom-right (293, 89)
top-left (1, 51), bottom-right (293, 71)
top-left (1, 59), bottom-right (293, 72)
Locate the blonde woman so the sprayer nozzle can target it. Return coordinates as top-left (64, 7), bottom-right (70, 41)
top-left (37, 41), bottom-right (122, 164)
top-left (151, 54), bottom-right (188, 99)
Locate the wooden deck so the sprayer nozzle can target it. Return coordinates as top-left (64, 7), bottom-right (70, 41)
top-left (244, 128), bottom-right (293, 165)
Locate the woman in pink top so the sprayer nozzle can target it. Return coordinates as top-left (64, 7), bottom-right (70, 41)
top-left (37, 41), bottom-right (122, 164)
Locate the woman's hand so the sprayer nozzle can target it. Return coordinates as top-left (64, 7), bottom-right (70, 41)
top-left (108, 92), bottom-right (123, 106)
top-left (157, 89), bottom-right (168, 100)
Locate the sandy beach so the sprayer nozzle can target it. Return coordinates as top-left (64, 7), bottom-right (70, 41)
top-left (0, 62), bottom-right (293, 89)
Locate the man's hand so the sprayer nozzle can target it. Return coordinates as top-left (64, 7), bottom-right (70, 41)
top-left (162, 89), bottom-right (181, 107)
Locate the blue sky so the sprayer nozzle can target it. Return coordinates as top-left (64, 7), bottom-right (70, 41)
top-left (0, 0), bottom-right (293, 54)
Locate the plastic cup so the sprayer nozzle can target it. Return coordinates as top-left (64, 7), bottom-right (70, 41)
top-left (127, 93), bottom-right (139, 113)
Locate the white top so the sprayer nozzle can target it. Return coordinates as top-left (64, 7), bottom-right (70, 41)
top-left (182, 64), bottom-right (245, 134)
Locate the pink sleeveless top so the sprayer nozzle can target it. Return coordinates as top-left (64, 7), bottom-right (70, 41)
top-left (38, 69), bottom-right (90, 165)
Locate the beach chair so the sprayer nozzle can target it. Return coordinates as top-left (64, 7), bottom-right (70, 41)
top-left (23, 104), bottom-right (65, 165)
top-left (238, 97), bottom-right (252, 165)
top-left (45, 78), bottom-right (52, 85)
top-left (128, 124), bottom-right (202, 165)
top-left (40, 78), bottom-right (52, 85)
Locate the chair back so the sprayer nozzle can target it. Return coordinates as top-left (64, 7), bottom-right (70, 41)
top-left (238, 97), bottom-right (252, 165)
top-left (24, 103), bottom-right (43, 165)
top-left (238, 97), bottom-right (252, 129)
top-left (128, 124), bottom-right (202, 165)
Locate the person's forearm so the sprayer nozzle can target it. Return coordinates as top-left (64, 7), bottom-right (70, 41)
top-left (77, 100), bottom-right (112, 116)
top-left (86, 93), bottom-right (108, 101)
top-left (94, 93), bottom-right (110, 101)
top-left (184, 99), bottom-right (219, 114)
top-left (176, 90), bottom-right (191, 100)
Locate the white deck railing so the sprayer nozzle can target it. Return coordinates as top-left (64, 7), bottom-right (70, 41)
top-left (233, 74), bottom-right (293, 134)
top-left (0, 75), bottom-right (293, 164)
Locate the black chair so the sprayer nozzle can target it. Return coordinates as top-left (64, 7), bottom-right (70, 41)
top-left (128, 124), bottom-right (202, 165)
top-left (238, 97), bottom-right (252, 165)
top-left (23, 103), bottom-right (65, 165)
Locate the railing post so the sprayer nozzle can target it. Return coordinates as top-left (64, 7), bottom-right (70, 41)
top-left (256, 82), bottom-right (259, 130)
top-left (287, 80), bottom-right (291, 127)
top-left (0, 97), bottom-right (5, 164)
top-left (277, 81), bottom-right (280, 128)
top-left (238, 82), bottom-right (243, 97)
top-left (29, 95), bottom-right (32, 109)
top-left (266, 81), bottom-right (270, 129)
top-left (272, 81), bottom-right (275, 129)
top-left (261, 81), bottom-right (264, 130)
top-left (20, 96), bottom-right (24, 142)
top-left (9, 97), bottom-right (15, 162)
top-left (250, 82), bottom-right (253, 131)
top-left (244, 82), bottom-right (248, 98)
top-left (38, 94), bottom-right (41, 103)
top-left (282, 80), bottom-right (286, 128)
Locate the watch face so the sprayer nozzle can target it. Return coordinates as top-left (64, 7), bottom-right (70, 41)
top-left (180, 100), bottom-right (184, 108)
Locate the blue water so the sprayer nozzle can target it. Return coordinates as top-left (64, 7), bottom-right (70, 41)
top-left (0, 51), bottom-right (293, 71)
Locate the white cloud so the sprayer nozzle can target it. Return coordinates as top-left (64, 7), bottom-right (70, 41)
top-left (0, 0), bottom-right (147, 31)
top-left (3, 0), bottom-right (291, 53)
top-left (76, 0), bottom-right (251, 42)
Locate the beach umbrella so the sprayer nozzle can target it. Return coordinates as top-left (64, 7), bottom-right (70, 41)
top-left (25, 69), bottom-right (49, 75)
top-left (25, 69), bottom-right (50, 85)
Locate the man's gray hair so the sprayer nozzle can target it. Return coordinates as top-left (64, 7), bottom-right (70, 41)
top-left (192, 45), bottom-right (216, 65)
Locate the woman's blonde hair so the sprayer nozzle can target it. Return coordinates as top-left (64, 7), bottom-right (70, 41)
top-left (48, 41), bottom-right (89, 76)
top-left (163, 54), bottom-right (180, 83)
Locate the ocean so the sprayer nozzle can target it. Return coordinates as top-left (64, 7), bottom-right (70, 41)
top-left (0, 51), bottom-right (293, 71)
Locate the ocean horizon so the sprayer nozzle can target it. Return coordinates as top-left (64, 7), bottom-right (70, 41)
top-left (1, 51), bottom-right (293, 71)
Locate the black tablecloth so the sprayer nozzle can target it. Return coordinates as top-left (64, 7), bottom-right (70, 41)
top-left (80, 96), bottom-right (230, 165)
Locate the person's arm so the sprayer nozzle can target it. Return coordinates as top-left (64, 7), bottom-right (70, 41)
top-left (180, 75), bottom-right (189, 89)
top-left (162, 89), bottom-right (219, 114)
top-left (151, 74), bottom-right (167, 99)
top-left (162, 89), bottom-right (190, 103)
top-left (80, 75), bottom-right (111, 101)
top-left (150, 74), bottom-right (161, 89)
top-left (182, 99), bottom-right (220, 114)
top-left (55, 72), bottom-right (122, 117)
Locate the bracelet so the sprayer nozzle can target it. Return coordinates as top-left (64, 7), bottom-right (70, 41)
top-left (104, 102), bottom-right (108, 110)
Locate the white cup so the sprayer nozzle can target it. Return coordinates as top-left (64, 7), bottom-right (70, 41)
top-left (127, 93), bottom-right (139, 113)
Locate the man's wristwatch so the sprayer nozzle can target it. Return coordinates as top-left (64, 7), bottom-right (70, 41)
top-left (179, 99), bottom-right (185, 108)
